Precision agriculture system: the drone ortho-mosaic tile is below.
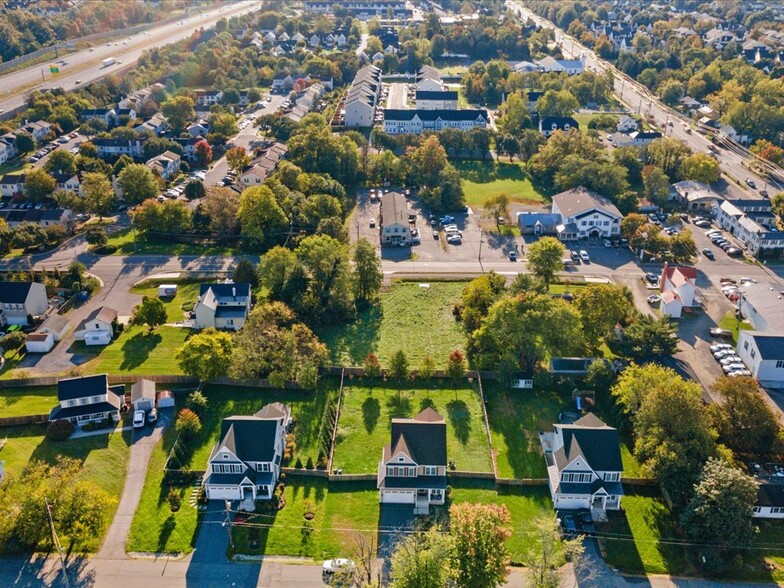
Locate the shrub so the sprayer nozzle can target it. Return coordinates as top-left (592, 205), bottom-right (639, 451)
top-left (185, 390), bottom-right (209, 418)
top-left (1, 331), bottom-right (26, 352)
top-left (316, 451), bottom-right (328, 470)
top-left (46, 419), bottom-right (73, 441)
top-left (175, 408), bottom-right (202, 440)
top-left (168, 487), bottom-right (182, 512)
top-left (197, 486), bottom-right (208, 505)
top-left (305, 456), bottom-right (314, 470)
top-left (295, 457), bottom-right (303, 469)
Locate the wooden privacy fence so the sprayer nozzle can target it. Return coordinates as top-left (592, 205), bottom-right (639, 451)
top-left (0, 414), bottom-right (48, 426)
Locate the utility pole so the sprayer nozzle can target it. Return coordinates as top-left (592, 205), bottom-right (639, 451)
top-left (45, 498), bottom-right (70, 588)
top-left (40, 69), bottom-right (45, 84)
top-left (224, 500), bottom-right (234, 549)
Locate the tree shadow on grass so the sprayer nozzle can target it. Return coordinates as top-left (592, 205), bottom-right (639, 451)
top-left (446, 399), bottom-right (471, 445)
top-left (158, 515), bottom-right (177, 553)
top-left (362, 397), bottom-right (381, 433)
top-left (119, 331), bottom-right (162, 371)
top-left (386, 395), bottom-right (412, 419)
top-left (317, 305), bottom-right (383, 365)
top-left (419, 397), bottom-right (436, 412)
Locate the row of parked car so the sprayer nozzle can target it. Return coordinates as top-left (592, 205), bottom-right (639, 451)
top-left (705, 229), bottom-right (743, 258)
top-left (559, 511), bottom-right (596, 536)
top-left (710, 343), bottom-right (752, 377)
top-left (27, 132), bottom-right (79, 163)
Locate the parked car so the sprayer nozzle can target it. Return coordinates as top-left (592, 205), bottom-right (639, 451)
top-left (745, 178), bottom-right (756, 189)
top-left (702, 248), bottom-right (714, 260)
top-left (727, 247), bottom-right (744, 257)
top-left (723, 363), bottom-right (746, 374)
top-left (570, 250), bottom-right (581, 263)
top-left (720, 277), bottom-right (738, 285)
top-left (714, 349), bottom-right (736, 360)
top-left (369, 218), bottom-right (375, 228)
top-left (602, 238), bottom-right (612, 248)
top-left (694, 220), bottom-right (711, 228)
top-left (133, 410), bottom-right (146, 429)
top-left (710, 328), bottom-right (733, 338)
top-left (432, 230), bottom-right (439, 239)
top-left (147, 408), bottom-right (158, 425)
top-left (739, 277), bottom-right (758, 284)
top-left (508, 250), bottom-right (517, 261)
top-left (323, 559), bottom-right (355, 575)
top-left (647, 294), bottom-right (661, 304)
top-left (579, 250), bottom-right (590, 262)
top-left (579, 511), bottom-right (596, 535)
top-left (560, 514), bottom-right (578, 536)
top-left (720, 355), bottom-right (742, 366)
top-left (710, 344), bottom-right (733, 353)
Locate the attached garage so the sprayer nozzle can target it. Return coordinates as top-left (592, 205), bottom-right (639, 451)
top-left (205, 486), bottom-right (243, 501)
top-left (380, 490), bottom-right (415, 504)
top-left (25, 331), bottom-right (54, 353)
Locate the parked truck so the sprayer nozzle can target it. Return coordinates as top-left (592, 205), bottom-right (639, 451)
top-left (101, 57), bottom-right (116, 68)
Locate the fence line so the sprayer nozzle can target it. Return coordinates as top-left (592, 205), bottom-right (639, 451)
top-left (0, 413), bottom-right (48, 426)
top-left (476, 373), bottom-right (498, 479)
top-left (447, 470), bottom-right (496, 481)
top-left (327, 368), bottom-right (345, 473)
top-left (495, 477), bottom-right (549, 487)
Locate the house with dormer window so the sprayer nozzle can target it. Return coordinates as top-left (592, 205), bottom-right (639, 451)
top-left (193, 282), bottom-right (251, 331)
top-left (49, 373), bottom-right (125, 427)
top-left (540, 413), bottom-right (623, 521)
top-left (377, 408), bottom-right (447, 515)
top-left (539, 116), bottom-right (579, 137)
top-left (204, 403), bottom-right (291, 503)
top-left (551, 186), bottom-right (623, 240)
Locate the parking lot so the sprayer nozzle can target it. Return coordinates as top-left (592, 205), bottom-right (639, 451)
top-left (386, 83), bottom-right (409, 109)
top-left (352, 187), bottom-right (521, 263)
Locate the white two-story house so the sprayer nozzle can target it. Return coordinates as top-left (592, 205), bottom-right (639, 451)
top-left (204, 403), bottom-right (291, 504)
top-left (658, 262), bottom-right (697, 318)
top-left (0, 281), bottom-right (48, 326)
top-left (541, 413), bottom-right (624, 521)
top-left (49, 373), bottom-right (125, 427)
top-left (378, 408), bottom-right (447, 515)
top-left (193, 282), bottom-right (251, 331)
top-left (551, 186), bottom-right (623, 240)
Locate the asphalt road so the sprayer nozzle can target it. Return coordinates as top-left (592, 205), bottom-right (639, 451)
top-left (509, 1), bottom-right (779, 198)
top-left (0, 1), bottom-right (261, 115)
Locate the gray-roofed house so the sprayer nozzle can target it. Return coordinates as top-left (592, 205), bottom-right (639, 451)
top-left (736, 331), bottom-right (784, 387)
top-left (38, 313), bottom-right (69, 342)
top-left (204, 403), bottom-right (291, 504)
top-left (0, 281), bottom-right (48, 326)
top-left (193, 282), bottom-right (251, 331)
top-left (540, 413), bottom-right (623, 521)
top-left (749, 463), bottom-right (784, 519)
top-left (378, 408), bottom-right (447, 515)
top-left (131, 379), bottom-right (156, 412)
top-left (49, 374), bottom-right (125, 427)
top-left (739, 282), bottom-right (784, 334)
top-left (415, 90), bottom-right (458, 110)
top-left (73, 306), bottom-right (118, 346)
top-left (539, 116), bottom-right (579, 137)
top-left (379, 191), bottom-right (411, 247)
top-left (551, 186), bottom-right (623, 240)
top-left (517, 212), bottom-right (560, 235)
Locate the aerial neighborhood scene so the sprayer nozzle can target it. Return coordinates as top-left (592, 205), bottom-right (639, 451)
top-left (4, 0), bottom-right (784, 586)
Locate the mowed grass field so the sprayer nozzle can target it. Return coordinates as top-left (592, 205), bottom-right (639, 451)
top-left (131, 281), bottom-right (203, 323)
top-left (0, 423), bottom-right (131, 552)
top-left (0, 385), bottom-right (58, 417)
top-left (318, 281), bottom-right (466, 367)
top-left (332, 381), bottom-right (492, 474)
top-left (105, 227), bottom-right (239, 256)
top-left (453, 160), bottom-right (547, 207)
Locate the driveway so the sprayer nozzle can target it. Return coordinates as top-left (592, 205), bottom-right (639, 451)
top-left (97, 413), bottom-right (170, 560)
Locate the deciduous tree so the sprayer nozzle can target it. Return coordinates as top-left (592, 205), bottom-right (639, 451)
top-left (620, 315), bottom-right (678, 359)
top-left (176, 329), bottom-right (233, 381)
top-left (574, 284), bottom-right (633, 345)
top-left (526, 237), bottom-right (564, 289)
top-left (44, 150), bottom-right (77, 175)
top-left (449, 502), bottom-right (512, 588)
top-left (161, 95), bottom-right (195, 132)
top-left (24, 168), bottom-right (56, 202)
top-left (237, 185), bottom-right (288, 250)
top-left (175, 408), bottom-right (202, 440)
top-left (225, 146), bottom-right (251, 176)
top-left (352, 238), bottom-right (382, 304)
top-left (81, 172), bottom-right (116, 219)
top-left (194, 139), bottom-right (213, 167)
top-left (522, 515), bottom-right (584, 588)
top-left (681, 152), bottom-right (720, 184)
top-left (390, 526), bottom-right (453, 588)
top-left (130, 295), bottom-right (167, 332)
top-left (118, 164), bottom-right (159, 205)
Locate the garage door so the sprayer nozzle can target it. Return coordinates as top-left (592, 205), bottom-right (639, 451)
top-left (206, 485), bottom-right (242, 501)
top-left (381, 490), bottom-right (414, 504)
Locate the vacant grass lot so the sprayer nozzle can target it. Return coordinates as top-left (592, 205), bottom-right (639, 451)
top-left (232, 478), bottom-right (380, 559)
top-left (453, 160), bottom-right (547, 207)
top-left (131, 281), bottom-right (203, 323)
top-left (332, 381), bottom-right (492, 474)
top-left (318, 281), bottom-right (465, 367)
top-left (602, 486), bottom-right (691, 576)
top-left (0, 423), bottom-right (131, 552)
top-left (0, 385), bottom-right (58, 417)
top-left (106, 227), bottom-right (239, 256)
top-left (75, 325), bottom-right (191, 375)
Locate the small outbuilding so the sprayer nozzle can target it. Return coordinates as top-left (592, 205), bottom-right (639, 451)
top-left (131, 379), bottom-right (156, 412)
top-left (158, 284), bottom-right (178, 298)
top-left (25, 331), bottom-right (54, 353)
top-left (156, 389), bottom-right (175, 409)
top-left (39, 314), bottom-right (69, 342)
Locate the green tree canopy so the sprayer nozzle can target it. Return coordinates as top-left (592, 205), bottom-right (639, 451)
top-left (130, 296), bottom-right (167, 332)
top-left (176, 328), bottom-right (233, 381)
top-left (526, 237), bottom-right (565, 289)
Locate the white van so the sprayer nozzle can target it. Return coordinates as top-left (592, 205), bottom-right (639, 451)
top-left (158, 284), bottom-right (177, 298)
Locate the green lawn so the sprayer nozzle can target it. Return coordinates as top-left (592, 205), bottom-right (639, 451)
top-left (719, 310), bottom-right (752, 345)
top-left (105, 227), bottom-right (239, 256)
top-left (76, 325), bottom-right (191, 375)
top-left (750, 522), bottom-right (784, 583)
top-left (332, 381), bottom-right (492, 474)
top-left (453, 160), bottom-right (547, 207)
top-left (231, 478), bottom-right (380, 559)
top-left (131, 281), bottom-right (203, 323)
top-left (128, 381), bottom-right (340, 555)
top-left (0, 385), bottom-right (57, 417)
top-left (0, 423), bottom-right (131, 552)
top-left (602, 486), bottom-right (691, 576)
top-left (446, 481), bottom-right (553, 563)
top-left (318, 281), bottom-right (466, 368)
top-left (126, 427), bottom-right (202, 555)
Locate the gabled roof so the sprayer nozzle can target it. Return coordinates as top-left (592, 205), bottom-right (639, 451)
top-left (58, 373), bottom-right (109, 401)
top-left (552, 186), bottom-right (622, 220)
top-left (740, 331), bottom-right (784, 361)
top-left (213, 404), bottom-right (288, 463)
top-left (415, 90), bottom-right (458, 101)
top-left (553, 413), bottom-right (622, 472)
top-left (0, 174), bottom-right (25, 185)
top-left (0, 281), bottom-right (39, 303)
top-left (385, 408), bottom-right (447, 466)
top-left (198, 282), bottom-right (250, 301)
top-left (255, 402), bottom-right (290, 420)
top-left (539, 116), bottom-right (579, 129)
top-left (131, 379), bottom-right (156, 403)
top-left (41, 313), bottom-right (68, 333)
top-left (380, 191), bottom-right (407, 226)
top-left (383, 109), bottom-right (487, 122)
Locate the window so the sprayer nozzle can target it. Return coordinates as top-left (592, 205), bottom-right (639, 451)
top-left (603, 472), bottom-right (619, 482)
top-left (772, 507), bottom-right (784, 514)
top-left (744, 341), bottom-right (749, 350)
top-left (753, 506), bottom-right (761, 513)
top-left (261, 463), bottom-right (270, 472)
top-left (424, 466), bottom-right (438, 476)
top-left (751, 350), bottom-right (756, 359)
top-left (222, 454), bottom-right (229, 459)
top-left (398, 457), bottom-right (404, 462)
top-left (777, 360), bottom-right (784, 369)
top-left (561, 472), bottom-right (591, 483)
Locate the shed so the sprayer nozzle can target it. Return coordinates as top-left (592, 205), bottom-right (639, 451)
top-left (158, 284), bottom-right (178, 298)
top-left (25, 331), bottom-right (54, 353)
top-left (39, 314), bottom-right (69, 341)
top-left (131, 379), bottom-right (156, 412)
top-left (157, 389), bottom-right (175, 408)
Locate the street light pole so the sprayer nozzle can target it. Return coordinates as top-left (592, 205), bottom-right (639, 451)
top-left (224, 499), bottom-right (234, 550)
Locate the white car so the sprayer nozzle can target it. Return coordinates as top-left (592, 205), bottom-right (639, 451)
top-left (710, 344), bottom-right (733, 353)
top-left (579, 250), bottom-right (590, 262)
top-left (133, 410), bottom-right (146, 429)
top-left (647, 294), bottom-right (661, 305)
top-left (323, 559), bottom-right (355, 574)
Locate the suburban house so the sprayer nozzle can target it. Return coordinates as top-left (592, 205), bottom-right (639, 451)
top-left (535, 54), bottom-right (586, 75)
top-left (18, 120), bottom-right (53, 143)
top-left (749, 462), bottom-right (784, 519)
top-left (49, 374), bottom-right (125, 427)
top-left (0, 281), bottom-right (48, 326)
top-left (383, 109), bottom-right (488, 135)
top-left (0, 174), bottom-right (25, 197)
top-left (739, 282), bottom-right (784, 334)
top-left (379, 191), bottom-right (411, 247)
top-left (736, 331), bottom-right (784, 387)
top-left (415, 65), bottom-right (444, 92)
top-left (539, 116), bottom-right (579, 137)
top-left (0, 135), bottom-right (17, 165)
top-left (377, 408), bottom-right (447, 515)
top-left (628, 130), bottom-right (662, 146)
top-left (343, 65), bottom-right (381, 128)
top-left (131, 379), bottom-right (156, 412)
top-left (517, 212), bottom-right (561, 236)
top-left (53, 173), bottom-right (81, 194)
top-left (415, 90), bottom-right (458, 110)
top-left (525, 90), bottom-right (544, 111)
top-left (93, 139), bottom-right (144, 158)
top-left (714, 200), bottom-right (784, 258)
top-left (204, 403), bottom-right (291, 503)
top-left (187, 121), bottom-right (209, 137)
top-left (80, 108), bottom-right (115, 125)
top-left (193, 282), bottom-right (252, 331)
top-left (146, 150), bottom-right (181, 180)
top-left (540, 413), bottom-right (623, 521)
top-left (671, 180), bottom-right (719, 211)
top-left (551, 186), bottom-right (623, 240)
top-left (73, 306), bottom-right (118, 346)
top-left (138, 113), bottom-right (168, 135)
top-left (40, 208), bottom-right (73, 228)
top-left (718, 124), bottom-right (750, 145)
top-left (616, 116), bottom-right (639, 133)
top-left (194, 89), bottom-right (223, 107)
top-left (658, 263), bottom-right (697, 318)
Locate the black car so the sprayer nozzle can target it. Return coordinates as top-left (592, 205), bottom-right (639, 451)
top-left (561, 514), bottom-right (578, 536)
top-left (702, 248), bottom-right (714, 260)
top-left (579, 512), bottom-right (596, 535)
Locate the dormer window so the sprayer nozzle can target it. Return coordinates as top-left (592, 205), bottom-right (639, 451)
top-left (222, 454), bottom-right (229, 459)
top-left (398, 457), bottom-right (404, 462)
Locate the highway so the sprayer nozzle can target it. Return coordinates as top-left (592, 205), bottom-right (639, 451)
top-left (509, 1), bottom-right (781, 199)
top-left (0, 0), bottom-right (262, 116)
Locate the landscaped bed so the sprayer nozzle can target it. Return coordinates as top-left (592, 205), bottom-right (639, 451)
top-left (0, 385), bottom-right (58, 417)
top-left (332, 380), bottom-right (493, 474)
top-left (0, 423), bottom-right (131, 552)
top-left (318, 281), bottom-right (466, 367)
